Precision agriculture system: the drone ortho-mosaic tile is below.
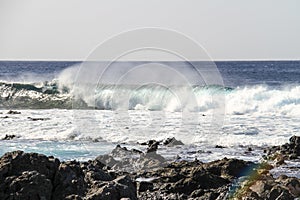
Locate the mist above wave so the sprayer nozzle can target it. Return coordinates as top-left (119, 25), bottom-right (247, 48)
top-left (0, 80), bottom-right (299, 117)
top-left (0, 63), bottom-right (298, 116)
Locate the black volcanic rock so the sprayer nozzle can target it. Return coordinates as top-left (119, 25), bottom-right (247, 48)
top-left (266, 135), bottom-right (300, 162)
top-left (163, 137), bottom-right (184, 146)
top-left (1, 134), bottom-right (16, 140)
top-left (1, 171), bottom-right (52, 200)
top-left (0, 151), bottom-right (60, 181)
top-left (0, 148), bottom-right (299, 200)
top-left (0, 151), bottom-right (137, 200)
top-left (7, 110), bottom-right (21, 114)
top-left (134, 158), bottom-right (257, 199)
top-left (204, 157), bottom-right (257, 178)
top-left (0, 151), bottom-right (59, 200)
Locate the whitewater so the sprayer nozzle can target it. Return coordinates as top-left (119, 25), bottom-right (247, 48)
top-left (0, 61), bottom-right (299, 177)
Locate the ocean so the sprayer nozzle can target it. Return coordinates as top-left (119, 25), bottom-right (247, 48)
top-left (0, 60), bottom-right (299, 176)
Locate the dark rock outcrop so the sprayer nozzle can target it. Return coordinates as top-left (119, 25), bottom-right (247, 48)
top-left (232, 173), bottom-right (299, 200)
top-left (266, 135), bottom-right (300, 160)
top-left (134, 158), bottom-right (257, 199)
top-left (0, 151), bottom-right (59, 200)
top-left (28, 116), bottom-right (50, 121)
top-left (0, 151), bottom-right (137, 200)
top-left (163, 137), bottom-right (184, 146)
top-left (96, 144), bottom-right (166, 172)
top-left (1, 134), bottom-right (17, 140)
top-left (0, 146), bottom-right (299, 200)
top-left (7, 110), bottom-right (21, 114)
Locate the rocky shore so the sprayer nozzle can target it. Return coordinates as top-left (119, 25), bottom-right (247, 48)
top-left (0, 136), bottom-right (299, 200)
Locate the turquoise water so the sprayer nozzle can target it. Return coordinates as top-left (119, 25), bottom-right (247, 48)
top-left (0, 139), bottom-right (115, 161)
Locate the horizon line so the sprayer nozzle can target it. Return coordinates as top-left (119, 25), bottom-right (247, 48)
top-left (0, 58), bottom-right (300, 62)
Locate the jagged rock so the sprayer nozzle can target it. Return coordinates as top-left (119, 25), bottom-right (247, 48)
top-left (28, 116), bottom-right (50, 121)
top-left (138, 181), bottom-right (154, 192)
top-left (249, 180), bottom-right (273, 197)
top-left (0, 151), bottom-right (59, 200)
top-left (163, 137), bottom-right (184, 146)
top-left (1, 171), bottom-right (52, 200)
top-left (171, 171), bottom-right (229, 195)
top-left (146, 140), bottom-right (160, 153)
top-left (204, 157), bottom-right (257, 178)
top-left (0, 149), bottom-right (298, 200)
top-left (96, 154), bottom-right (119, 168)
top-left (266, 135), bottom-right (300, 161)
top-left (281, 176), bottom-right (300, 197)
top-left (0, 151), bottom-right (137, 200)
top-left (232, 171), bottom-right (300, 200)
top-left (135, 159), bottom-right (233, 199)
top-left (85, 175), bottom-right (137, 200)
top-left (7, 110), bottom-right (21, 114)
top-left (0, 151), bottom-right (60, 181)
top-left (96, 145), bottom-right (166, 172)
top-left (1, 134), bottom-right (16, 140)
top-left (52, 160), bottom-right (87, 198)
top-left (114, 175), bottom-right (137, 199)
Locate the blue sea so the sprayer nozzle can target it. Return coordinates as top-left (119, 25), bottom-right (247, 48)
top-left (0, 60), bottom-right (299, 176)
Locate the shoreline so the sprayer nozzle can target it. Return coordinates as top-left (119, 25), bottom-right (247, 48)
top-left (0, 136), bottom-right (299, 199)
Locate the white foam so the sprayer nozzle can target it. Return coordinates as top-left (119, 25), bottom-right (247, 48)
top-left (0, 107), bottom-right (298, 148)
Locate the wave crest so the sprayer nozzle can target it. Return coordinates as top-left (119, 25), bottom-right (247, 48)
top-left (0, 78), bottom-right (299, 117)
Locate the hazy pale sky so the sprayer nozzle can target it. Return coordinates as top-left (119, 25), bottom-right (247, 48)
top-left (0, 0), bottom-right (299, 60)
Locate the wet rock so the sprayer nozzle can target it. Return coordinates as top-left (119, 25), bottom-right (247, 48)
top-left (7, 110), bottom-right (21, 114)
top-left (266, 135), bottom-right (300, 161)
top-left (146, 140), bottom-right (160, 153)
top-left (232, 168), bottom-right (299, 200)
top-left (0, 151), bottom-right (60, 181)
top-left (1, 134), bottom-right (16, 140)
top-left (215, 145), bottom-right (225, 149)
top-left (0, 171), bottom-right (52, 200)
top-left (86, 175), bottom-right (137, 200)
top-left (0, 151), bottom-right (59, 200)
top-left (52, 160), bottom-right (87, 199)
top-left (289, 153), bottom-right (298, 159)
top-left (28, 116), bottom-right (50, 121)
top-left (249, 180), bottom-right (273, 197)
top-left (96, 154), bottom-right (118, 168)
top-left (0, 151), bottom-right (137, 200)
top-left (114, 175), bottom-right (137, 199)
top-left (282, 176), bottom-right (300, 197)
top-left (204, 157), bottom-right (257, 178)
top-left (134, 159), bottom-right (250, 199)
top-left (138, 181), bottom-right (154, 192)
top-left (163, 137), bottom-right (184, 146)
top-left (0, 149), bottom-right (298, 200)
top-left (268, 185), bottom-right (293, 200)
top-left (171, 171), bottom-right (229, 195)
top-left (96, 144), bottom-right (166, 172)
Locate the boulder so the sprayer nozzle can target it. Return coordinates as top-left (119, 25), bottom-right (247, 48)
top-left (163, 137), bottom-right (184, 146)
top-left (1, 134), bottom-right (16, 140)
top-left (7, 110), bottom-right (21, 114)
top-left (266, 135), bottom-right (300, 161)
top-left (0, 171), bottom-right (52, 200)
top-left (0, 151), bottom-right (60, 181)
top-left (0, 151), bottom-right (59, 200)
top-left (52, 161), bottom-right (87, 199)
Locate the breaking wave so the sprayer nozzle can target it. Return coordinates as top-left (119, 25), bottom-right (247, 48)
top-left (0, 78), bottom-right (299, 117)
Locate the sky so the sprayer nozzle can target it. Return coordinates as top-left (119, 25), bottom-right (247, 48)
top-left (0, 0), bottom-right (299, 61)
